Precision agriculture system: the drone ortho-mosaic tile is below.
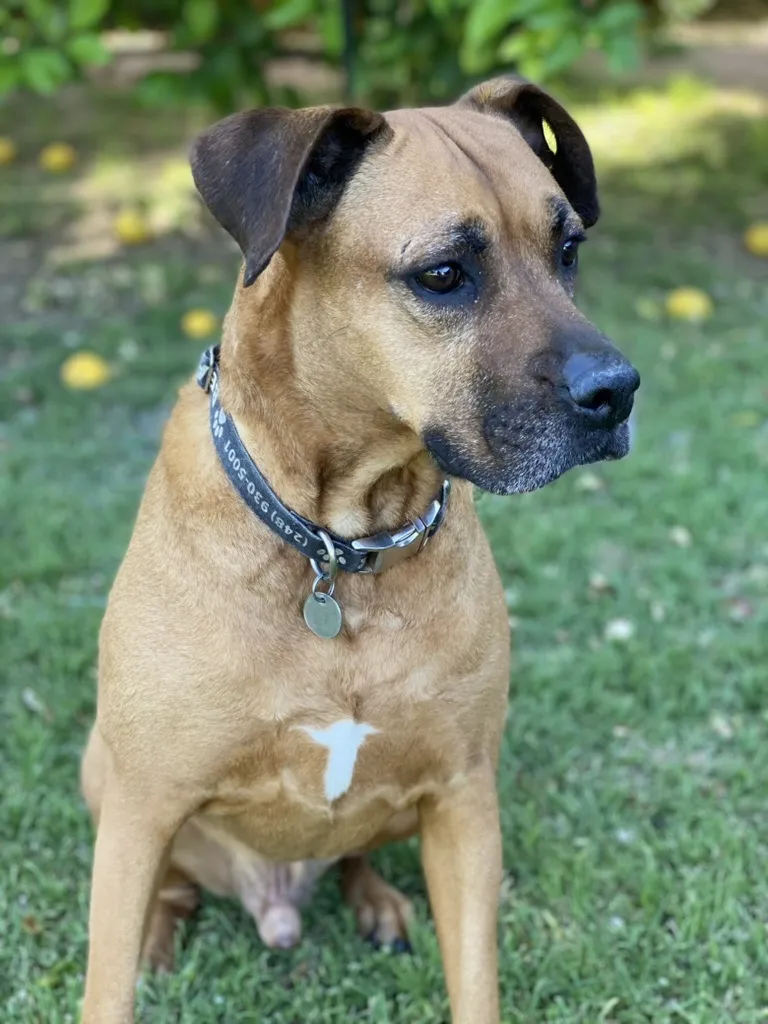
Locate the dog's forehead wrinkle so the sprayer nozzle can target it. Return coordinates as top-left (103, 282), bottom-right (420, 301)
top-left (385, 110), bottom-right (495, 185)
top-left (376, 109), bottom-right (573, 256)
top-left (421, 112), bottom-right (495, 184)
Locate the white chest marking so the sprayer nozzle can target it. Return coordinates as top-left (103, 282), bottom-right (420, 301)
top-left (298, 719), bottom-right (379, 802)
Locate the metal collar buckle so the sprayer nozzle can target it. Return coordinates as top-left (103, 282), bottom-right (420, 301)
top-left (196, 347), bottom-right (217, 393)
top-left (351, 481), bottom-right (450, 574)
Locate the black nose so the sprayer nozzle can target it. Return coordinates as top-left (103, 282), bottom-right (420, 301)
top-left (563, 352), bottom-right (640, 427)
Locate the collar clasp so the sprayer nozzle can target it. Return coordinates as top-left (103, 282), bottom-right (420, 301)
top-left (351, 482), bottom-right (450, 574)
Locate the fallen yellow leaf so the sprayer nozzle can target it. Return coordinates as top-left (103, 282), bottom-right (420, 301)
top-left (744, 222), bottom-right (768, 258)
top-left (665, 287), bottom-right (713, 322)
top-left (61, 352), bottom-right (111, 390)
top-left (181, 308), bottom-right (218, 339)
top-left (114, 209), bottom-right (153, 245)
top-left (0, 137), bottom-right (17, 165)
top-left (39, 142), bottom-right (77, 173)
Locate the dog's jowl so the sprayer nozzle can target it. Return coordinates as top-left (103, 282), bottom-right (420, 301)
top-left (80, 76), bottom-right (639, 1023)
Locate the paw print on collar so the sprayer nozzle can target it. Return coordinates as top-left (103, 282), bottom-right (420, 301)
top-left (212, 407), bottom-right (226, 439)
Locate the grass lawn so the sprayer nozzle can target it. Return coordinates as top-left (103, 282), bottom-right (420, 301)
top-left (1, 76), bottom-right (767, 1023)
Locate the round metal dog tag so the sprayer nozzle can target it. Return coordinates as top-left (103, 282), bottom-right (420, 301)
top-left (303, 592), bottom-right (343, 639)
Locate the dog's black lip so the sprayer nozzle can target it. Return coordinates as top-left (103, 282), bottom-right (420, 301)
top-left (596, 420), bottom-right (631, 461)
top-left (424, 418), bottom-right (632, 495)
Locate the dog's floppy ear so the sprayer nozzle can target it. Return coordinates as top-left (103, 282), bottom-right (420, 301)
top-left (459, 77), bottom-right (598, 228)
top-left (190, 106), bottom-right (390, 286)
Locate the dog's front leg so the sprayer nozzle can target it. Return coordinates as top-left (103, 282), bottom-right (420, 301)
top-left (419, 762), bottom-right (502, 1024)
top-left (82, 777), bottom-right (181, 1024)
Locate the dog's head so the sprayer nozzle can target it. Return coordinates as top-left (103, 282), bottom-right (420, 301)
top-left (191, 78), bottom-right (639, 495)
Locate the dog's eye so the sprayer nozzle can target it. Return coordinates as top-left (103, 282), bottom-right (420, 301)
top-left (413, 263), bottom-right (464, 294)
top-left (560, 235), bottom-right (584, 270)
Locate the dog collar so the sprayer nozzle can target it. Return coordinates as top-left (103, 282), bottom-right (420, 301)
top-left (197, 347), bottom-right (450, 618)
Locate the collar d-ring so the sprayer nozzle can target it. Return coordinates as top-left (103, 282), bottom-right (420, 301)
top-left (310, 528), bottom-right (339, 597)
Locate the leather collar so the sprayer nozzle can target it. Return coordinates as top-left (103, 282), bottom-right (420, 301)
top-left (197, 346), bottom-right (450, 575)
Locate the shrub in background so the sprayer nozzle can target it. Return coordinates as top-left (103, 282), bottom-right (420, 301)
top-left (0, 0), bottom-right (720, 110)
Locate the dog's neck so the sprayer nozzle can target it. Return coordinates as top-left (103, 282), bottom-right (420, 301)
top-left (215, 261), bottom-right (444, 540)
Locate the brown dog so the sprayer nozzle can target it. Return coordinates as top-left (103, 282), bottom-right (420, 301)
top-left (80, 77), bottom-right (639, 1022)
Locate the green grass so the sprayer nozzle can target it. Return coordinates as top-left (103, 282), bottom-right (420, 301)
top-left (2, 78), bottom-right (768, 1023)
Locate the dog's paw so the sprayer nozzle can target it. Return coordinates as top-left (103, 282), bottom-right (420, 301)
top-left (356, 885), bottom-right (414, 949)
top-left (341, 858), bottom-right (414, 951)
top-left (366, 932), bottom-right (413, 955)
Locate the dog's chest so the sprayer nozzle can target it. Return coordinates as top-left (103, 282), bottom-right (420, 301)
top-left (204, 684), bottom-right (465, 860)
top-left (294, 718), bottom-right (379, 801)
top-left (193, 569), bottom-right (506, 861)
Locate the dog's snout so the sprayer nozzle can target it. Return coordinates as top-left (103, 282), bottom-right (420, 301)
top-left (563, 352), bottom-right (640, 427)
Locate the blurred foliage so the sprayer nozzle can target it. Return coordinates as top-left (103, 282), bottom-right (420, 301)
top-left (0, 0), bottom-right (111, 96)
top-left (0, 0), bottom-right (723, 109)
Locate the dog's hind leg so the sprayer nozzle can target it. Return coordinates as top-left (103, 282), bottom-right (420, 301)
top-left (340, 855), bottom-right (414, 949)
top-left (142, 866), bottom-right (200, 972)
